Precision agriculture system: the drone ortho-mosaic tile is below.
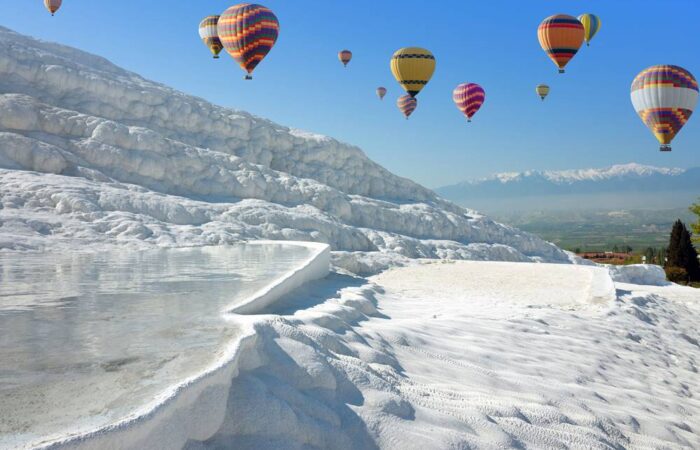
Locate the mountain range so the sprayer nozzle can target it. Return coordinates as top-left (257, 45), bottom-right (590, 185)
top-left (436, 163), bottom-right (700, 213)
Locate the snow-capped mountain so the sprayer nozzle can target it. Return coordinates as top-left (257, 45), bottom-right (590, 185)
top-left (0, 26), bottom-right (570, 272)
top-left (437, 163), bottom-right (700, 212)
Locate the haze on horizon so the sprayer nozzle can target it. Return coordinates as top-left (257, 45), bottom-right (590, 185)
top-left (1, 0), bottom-right (699, 188)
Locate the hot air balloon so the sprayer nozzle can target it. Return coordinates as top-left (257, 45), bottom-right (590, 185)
top-left (536, 84), bottom-right (550, 101)
top-left (397, 94), bottom-right (417, 119)
top-left (390, 47), bottom-right (436, 97)
top-left (577, 14), bottom-right (601, 47)
top-left (339, 50), bottom-right (352, 68)
top-left (376, 87), bottom-right (387, 100)
top-left (537, 14), bottom-right (584, 73)
top-left (199, 16), bottom-right (223, 59)
top-left (44, 0), bottom-right (61, 16)
top-left (453, 83), bottom-right (485, 122)
top-left (631, 65), bottom-right (698, 151)
top-left (218, 4), bottom-right (280, 80)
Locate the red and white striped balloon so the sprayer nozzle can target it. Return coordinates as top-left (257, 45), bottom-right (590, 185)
top-left (397, 94), bottom-right (417, 119)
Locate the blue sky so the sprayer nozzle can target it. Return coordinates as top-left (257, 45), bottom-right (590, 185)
top-left (1, 1), bottom-right (699, 187)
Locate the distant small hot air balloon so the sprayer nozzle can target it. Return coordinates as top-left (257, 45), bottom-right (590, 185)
top-left (397, 94), bottom-right (417, 119)
top-left (376, 87), bottom-right (387, 100)
top-left (44, 0), bottom-right (61, 16)
top-left (537, 14), bottom-right (584, 73)
top-left (390, 47), bottom-right (436, 97)
top-left (218, 4), bottom-right (280, 80)
top-left (338, 50), bottom-right (352, 68)
top-left (631, 65), bottom-right (698, 151)
top-left (536, 84), bottom-right (550, 100)
top-left (199, 16), bottom-right (223, 59)
top-left (453, 83), bottom-right (485, 122)
top-left (578, 14), bottom-right (601, 47)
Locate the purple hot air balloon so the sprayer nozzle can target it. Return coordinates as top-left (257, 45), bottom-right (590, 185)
top-left (453, 83), bottom-right (485, 122)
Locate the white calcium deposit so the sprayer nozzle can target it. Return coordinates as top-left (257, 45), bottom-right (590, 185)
top-left (0, 26), bottom-right (569, 272)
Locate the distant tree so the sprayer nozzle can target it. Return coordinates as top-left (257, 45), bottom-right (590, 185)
top-left (692, 200), bottom-right (700, 245)
top-left (667, 220), bottom-right (700, 282)
top-left (624, 245), bottom-right (633, 254)
top-left (667, 220), bottom-right (683, 267)
top-left (574, 247), bottom-right (581, 254)
top-left (644, 247), bottom-right (655, 264)
top-left (613, 244), bottom-right (619, 253)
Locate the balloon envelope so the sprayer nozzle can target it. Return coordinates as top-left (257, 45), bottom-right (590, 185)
top-left (339, 50), bottom-right (352, 67)
top-left (390, 47), bottom-right (436, 97)
top-left (453, 83), bottom-right (485, 121)
top-left (44, 0), bottom-right (61, 15)
top-left (577, 14), bottom-right (601, 46)
top-left (631, 65), bottom-right (698, 151)
top-left (397, 94), bottom-right (417, 119)
top-left (536, 84), bottom-right (550, 100)
top-left (199, 16), bottom-right (223, 58)
top-left (537, 14), bottom-right (584, 73)
top-left (218, 4), bottom-right (280, 79)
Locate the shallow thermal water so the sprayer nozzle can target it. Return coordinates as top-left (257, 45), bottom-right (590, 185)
top-left (0, 244), bottom-right (314, 448)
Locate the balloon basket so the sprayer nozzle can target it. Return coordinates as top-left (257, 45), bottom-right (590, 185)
top-left (245, 75), bottom-right (253, 80)
top-left (660, 145), bottom-right (672, 152)
top-left (558, 69), bottom-right (565, 74)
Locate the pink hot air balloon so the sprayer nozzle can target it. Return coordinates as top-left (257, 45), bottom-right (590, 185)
top-left (376, 87), bottom-right (387, 100)
top-left (453, 83), bottom-right (485, 122)
top-left (397, 94), bottom-right (417, 119)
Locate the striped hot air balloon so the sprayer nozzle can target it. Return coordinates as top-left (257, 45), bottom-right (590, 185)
top-left (631, 65), bottom-right (698, 152)
top-left (390, 47), bottom-right (436, 97)
top-left (218, 4), bottom-right (280, 80)
top-left (578, 14), bottom-right (601, 47)
top-left (339, 50), bottom-right (352, 67)
top-left (536, 84), bottom-right (550, 101)
top-left (376, 87), bottom-right (387, 100)
top-left (199, 16), bottom-right (223, 59)
top-left (453, 83), bottom-right (485, 122)
top-left (44, 0), bottom-right (61, 16)
top-left (397, 94), bottom-right (417, 119)
top-left (537, 14), bottom-right (584, 73)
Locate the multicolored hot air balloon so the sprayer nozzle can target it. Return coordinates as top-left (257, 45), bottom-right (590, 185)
top-left (577, 14), bottom-right (601, 47)
top-left (218, 4), bottom-right (280, 80)
top-left (44, 0), bottom-right (61, 16)
top-left (199, 16), bottom-right (223, 59)
top-left (397, 94), bottom-right (417, 119)
top-left (537, 14), bottom-right (584, 73)
top-left (376, 87), bottom-right (387, 100)
top-left (390, 47), bottom-right (436, 97)
top-left (453, 83), bottom-right (485, 122)
top-left (338, 50), bottom-right (352, 68)
top-left (631, 65), bottom-right (698, 151)
top-left (536, 84), bottom-right (550, 100)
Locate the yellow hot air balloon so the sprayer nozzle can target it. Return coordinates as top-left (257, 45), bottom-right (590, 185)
top-left (536, 84), bottom-right (550, 101)
top-left (390, 47), bottom-right (435, 97)
top-left (578, 14), bottom-right (601, 47)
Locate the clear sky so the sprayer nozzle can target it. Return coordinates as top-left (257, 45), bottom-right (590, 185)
top-left (1, 1), bottom-right (699, 188)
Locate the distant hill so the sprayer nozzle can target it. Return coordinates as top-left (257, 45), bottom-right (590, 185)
top-left (436, 163), bottom-right (700, 212)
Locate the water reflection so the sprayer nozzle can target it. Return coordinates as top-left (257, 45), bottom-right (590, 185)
top-left (0, 244), bottom-right (313, 447)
